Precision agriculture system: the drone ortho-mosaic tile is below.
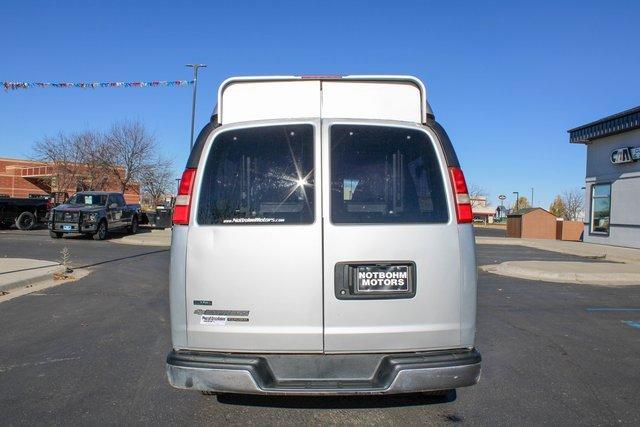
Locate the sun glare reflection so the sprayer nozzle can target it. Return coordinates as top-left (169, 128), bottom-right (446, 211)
top-left (272, 127), bottom-right (314, 214)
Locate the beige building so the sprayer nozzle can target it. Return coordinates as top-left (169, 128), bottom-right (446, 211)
top-left (471, 196), bottom-right (496, 224)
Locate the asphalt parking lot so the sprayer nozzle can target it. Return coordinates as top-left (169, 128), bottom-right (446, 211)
top-left (1, 229), bottom-right (639, 425)
top-left (472, 226), bottom-right (506, 238)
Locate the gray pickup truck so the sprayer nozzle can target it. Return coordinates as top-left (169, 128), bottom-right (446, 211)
top-left (48, 191), bottom-right (141, 240)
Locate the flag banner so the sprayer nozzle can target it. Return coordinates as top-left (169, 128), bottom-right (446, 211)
top-left (3, 80), bottom-right (194, 91)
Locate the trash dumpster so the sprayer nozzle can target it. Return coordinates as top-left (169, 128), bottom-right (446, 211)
top-left (154, 207), bottom-right (173, 229)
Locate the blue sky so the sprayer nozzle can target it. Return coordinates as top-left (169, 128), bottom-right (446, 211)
top-left (2, 0), bottom-right (639, 209)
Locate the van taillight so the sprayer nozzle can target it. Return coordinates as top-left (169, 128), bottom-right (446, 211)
top-left (448, 167), bottom-right (472, 224)
top-left (172, 168), bottom-right (197, 225)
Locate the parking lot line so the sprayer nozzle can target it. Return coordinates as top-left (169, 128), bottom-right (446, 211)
top-left (622, 321), bottom-right (640, 329)
top-left (585, 307), bottom-right (640, 312)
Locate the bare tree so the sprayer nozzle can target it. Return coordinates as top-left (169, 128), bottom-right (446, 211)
top-left (33, 132), bottom-right (84, 197)
top-left (105, 120), bottom-right (158, 193)
top-left (34, 121), bottom-right (172, 202)
top-left (561, 188), bottom-right (584, 221)
top-left (74, 131), bottom-right (111, 191)
top-left (140, 157), bottom-right (174, 207)
top-left (468, 185), bottom-right (490, 208)
top-left (33, 131), bottom-right (114, 197)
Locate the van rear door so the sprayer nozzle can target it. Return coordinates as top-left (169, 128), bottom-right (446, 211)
top-left (186, 121), bottom-right (323, 352)
top-left (322, 121), bottom-right (463, 353)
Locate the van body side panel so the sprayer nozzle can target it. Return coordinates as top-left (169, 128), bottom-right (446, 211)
top-left (184, 121), bottom-right (324, 352)
top-left (321, 121), bottom-right (462, 353)
top-left (458, 224), bottom-right (477, 347)
top-left (169, 226), bottom-right (188, 349)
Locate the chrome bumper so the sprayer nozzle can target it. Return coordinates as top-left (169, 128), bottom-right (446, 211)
top-left (166, 348), bottom-right (481, 395)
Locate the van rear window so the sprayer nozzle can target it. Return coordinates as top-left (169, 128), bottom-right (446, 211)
top-left (331, 125), bottom-right (448, 224)
top-left (197, 124), bottom-right (314, 225)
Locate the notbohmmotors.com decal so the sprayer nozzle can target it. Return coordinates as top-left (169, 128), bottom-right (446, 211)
top-left (195, 309), bottom-right (250, 325)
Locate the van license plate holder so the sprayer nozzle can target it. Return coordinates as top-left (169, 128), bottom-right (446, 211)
top-left (355, 265), bottom-right (410, 294)
top-left (334, 262), bottom-right (416, 300)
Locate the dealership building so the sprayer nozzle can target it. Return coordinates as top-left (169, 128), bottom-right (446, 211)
top-left (569, 106), bottom-right (640, 248)
top-left (0, 157), bottom-right (140, 203)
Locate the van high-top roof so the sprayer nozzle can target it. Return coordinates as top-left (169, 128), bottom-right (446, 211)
top-left (215, 75), bottom-right (434, 125)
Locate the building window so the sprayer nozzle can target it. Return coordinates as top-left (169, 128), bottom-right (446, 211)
top-left (591, 184), bottom-right (611, 234)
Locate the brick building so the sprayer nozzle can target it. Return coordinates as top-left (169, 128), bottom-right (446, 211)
top-left (506, 208), bottom-right (557, 240)
top-left (0, 157), bottom-right (140, 203)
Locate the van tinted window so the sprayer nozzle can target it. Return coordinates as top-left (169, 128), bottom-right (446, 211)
top-left (331, 125), bottom-right (448, 224)
top-left (197, 124), bottom-right (314, 225)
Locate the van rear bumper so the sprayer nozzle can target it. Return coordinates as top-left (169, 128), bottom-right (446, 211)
top-left (166, 348), bottom-right (481, 395)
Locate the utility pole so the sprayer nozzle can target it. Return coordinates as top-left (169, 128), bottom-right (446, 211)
top-left (513, 191), bottom-right (519, 212)
top-left (186, 64), bottom-right (207, 150)
top-left (531, 187), bottom-right (534, 207)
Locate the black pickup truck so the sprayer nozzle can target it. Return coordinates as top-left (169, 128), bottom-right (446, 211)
top-left (0, 196), bottom-right (52, 230)
top-left (49, 191), bottom-right (141, 240)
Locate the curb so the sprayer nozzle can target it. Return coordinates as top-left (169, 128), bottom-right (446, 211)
top-left (108, 238), bottom-right (170, 247)
top-left (0, 268), bottom-right (91, 302)
top-left (480, 262), bottom-right (640, 286)
top-left (0, 264), bottom-right (61, 294)
top-left (108, 229), bottom-right (172, 247)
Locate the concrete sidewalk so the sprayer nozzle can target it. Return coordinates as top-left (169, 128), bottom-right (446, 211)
top-left (109, 228), bottom-right (171, 247)
top-left (481, 261), bottom-right (640, 286)
top-left (476, 236), bottom-right (640, 264)
top-left (0, 258), bottom-right (91, 302)
top-left (0, 258), bottom-right (61, 293)
top-left (477, 236), bottom-right (640, 286)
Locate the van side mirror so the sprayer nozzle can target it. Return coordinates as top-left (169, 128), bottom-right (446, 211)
top-left (109, 203), bottom-right (118, 209)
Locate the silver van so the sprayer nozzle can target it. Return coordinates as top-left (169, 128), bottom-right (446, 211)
top-left (166, 76), bottom-right (480, 395)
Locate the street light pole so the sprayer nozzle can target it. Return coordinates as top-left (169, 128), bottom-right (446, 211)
top-left (186, 64), bottom-right (207, 150)
top-left (513, 191), bottom-right (519, 212)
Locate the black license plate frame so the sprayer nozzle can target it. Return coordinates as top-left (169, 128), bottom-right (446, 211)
top-left (334, 261), bottom-right (416, 300)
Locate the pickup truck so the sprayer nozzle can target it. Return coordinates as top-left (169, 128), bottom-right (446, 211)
top-left (48, 191), bottom-right (141, 240)
top-left (0, 196), bottom-right (52, 230)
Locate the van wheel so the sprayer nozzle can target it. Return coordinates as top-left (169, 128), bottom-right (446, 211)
top-left (93, 221), bottom-right (108, 240)
top-left (15, 212), bottom-right (36, 230)
top-left (49, 230), bottom-right (63, 238)
top-left (129, 216), bottom-right (138, 234)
